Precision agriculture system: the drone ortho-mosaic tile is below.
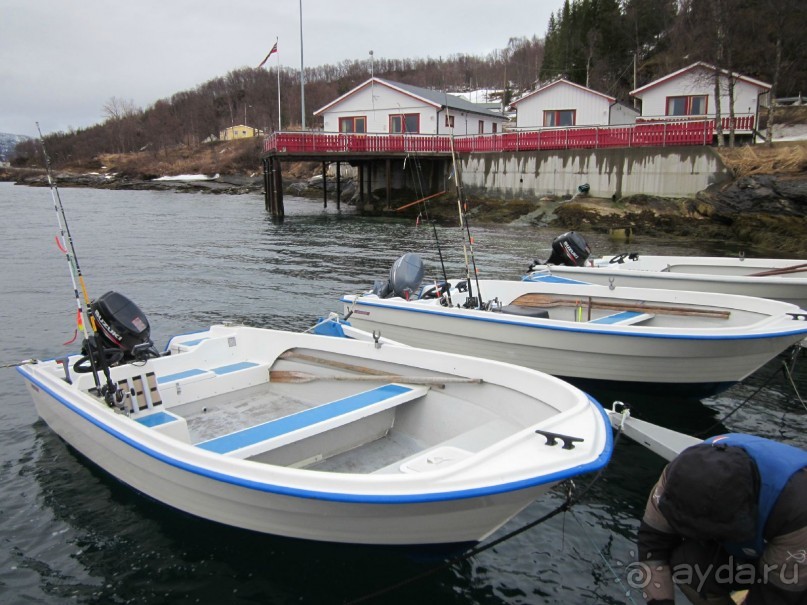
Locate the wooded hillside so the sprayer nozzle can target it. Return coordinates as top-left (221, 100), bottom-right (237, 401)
top-left (12, 0), bottom-right (806, 168)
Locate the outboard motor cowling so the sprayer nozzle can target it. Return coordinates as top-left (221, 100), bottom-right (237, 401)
top-left (545, 231), bottom-right (591, 267)
top-left (389, 253), bottom-right (425, 299)
top-left (91, 291), bottom-right (155, 361)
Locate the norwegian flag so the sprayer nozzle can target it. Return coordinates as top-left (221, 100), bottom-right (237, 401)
top-left (257, 42), bottom-right (278, 68)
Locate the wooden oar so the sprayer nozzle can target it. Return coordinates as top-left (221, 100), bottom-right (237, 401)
top-left (277, 350), bottom-right (392, 376)
top-left (270, 370), bottom-right (482, 386)
top-left (749, 262), bottom-right (807, 277)
top-left (510, 293), bottom-right (731, 319)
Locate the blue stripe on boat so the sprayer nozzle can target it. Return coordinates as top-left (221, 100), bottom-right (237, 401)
top-left (212, 361), bottom-right (259, 375)
top-left (338, 296), bottom-right (807, 341)
top-left (198, 384), bottom-right (413, 454)
top-left (136, 411), bottom-right (180, 428)
top-left (157, 368), bottom-right (208, 384)
top-left (589, 311), bottom-right (644, 324)
top-left (16, 365), bottom-right (614, 504)
top-left (177, 337), bottom-right (208, 347)
top-left (523, 274), bottom-right (591, 285)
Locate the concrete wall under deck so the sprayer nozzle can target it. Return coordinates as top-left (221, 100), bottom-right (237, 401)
top-left (460, 146), bottom-right (730, 200)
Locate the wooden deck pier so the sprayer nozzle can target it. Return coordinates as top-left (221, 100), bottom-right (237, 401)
top-left (261, 133), bottom-right (454, 218)
top-left (260, 121), bottom-right (727, 217)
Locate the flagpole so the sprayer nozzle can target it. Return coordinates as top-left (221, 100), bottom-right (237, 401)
top-left (299, 0), bottom-right (306, 130)
top-left (276, 36), bottom-right (281, 131)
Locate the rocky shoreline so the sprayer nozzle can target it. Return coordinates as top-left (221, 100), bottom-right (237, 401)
top-left (2, 168), bottom-right (265, 195)
top-left (3, 166), bottom-right (807, 256)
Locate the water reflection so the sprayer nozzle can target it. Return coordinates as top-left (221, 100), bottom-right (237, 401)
top-left (3, 184), bottom-right (806, 604)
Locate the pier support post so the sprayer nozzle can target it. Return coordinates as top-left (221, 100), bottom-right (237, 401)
top-left (358, 163), bottom-right (365, 208)
top-left (336, 161), bottom-right (341, 210)
top-left (385, 159), bottom-right (391, 207)
top-left (322, 162), bottom-right (328, 208)
top-left (272, 156), bottom-right (284, 219)
top-left (263, 157), bottom-right (272, 212)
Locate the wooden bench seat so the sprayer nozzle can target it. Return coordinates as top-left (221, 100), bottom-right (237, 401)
top-left (196, 383), bottom-right (429, 459)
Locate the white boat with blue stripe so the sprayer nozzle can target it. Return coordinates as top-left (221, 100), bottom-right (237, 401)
top-left (17, 316), bottom-right (612, 545)
top-left (527, 232), bottom-right (807, 308)
top-left (341, 256), bottom-right (807, 399)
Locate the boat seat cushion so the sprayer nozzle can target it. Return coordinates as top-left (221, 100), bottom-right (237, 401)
top-left (588, 311), bottom-right (654, 325)
top-left (197, 383), bottom-right (429, 458)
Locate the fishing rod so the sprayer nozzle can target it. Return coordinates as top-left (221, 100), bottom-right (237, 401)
top-left (405, 152), bottom-right (452, 304)
top-left (445, 104), bottom-right (483, 309)
top-left (36, 123), bottom-right (118, 404)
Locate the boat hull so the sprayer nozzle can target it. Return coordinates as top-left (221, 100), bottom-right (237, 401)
top-left (342, 280), bottom-right (807, 399)
top-left (18, 325), bottom-right (610, 545)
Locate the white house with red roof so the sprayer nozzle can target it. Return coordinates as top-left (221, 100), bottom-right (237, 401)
top-left (313, 77), bottom-right (508, 136)
top-left (510, 78), bottom-right (638, 130)
top-left (630, 62), bottom-right (770, 133)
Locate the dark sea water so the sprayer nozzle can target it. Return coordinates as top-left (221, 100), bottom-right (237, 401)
top-left (1, 181), bottom-right (805, 604)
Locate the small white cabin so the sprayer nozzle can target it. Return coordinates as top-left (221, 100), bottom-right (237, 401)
top-left (630, 62), bottom-right (770, 132)
top-left (313, 77), bottom-right (508, 135)
top-left (510, 79), bottom-right (638, 130)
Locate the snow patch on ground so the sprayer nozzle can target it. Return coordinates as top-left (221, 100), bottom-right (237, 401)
top-left (772, 124), bottom-right (807, 142)
top-left (153, 173), bottom-right (219, 181)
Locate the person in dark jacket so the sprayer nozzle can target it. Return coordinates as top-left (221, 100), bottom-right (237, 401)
top-left (636, 434), bottom-right (807, 605)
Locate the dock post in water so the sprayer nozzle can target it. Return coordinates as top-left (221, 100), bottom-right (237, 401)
top-left (263, 157), bottom-right (272, 212)
top-left (322, 161), bottom-right (328, 208)
top-left (262, 155), bottom-right (285, 219)
top-left (336, 160), bottom-right (341, 210)
top-left (385, 158), bottom-right (391, 207)
top-left (272, 156), bottom-right (284, 219)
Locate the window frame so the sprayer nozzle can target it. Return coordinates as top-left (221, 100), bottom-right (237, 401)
top-left (665, 95), bottom-right (709, 116)
top-left (543, 109), bottom-right (576, 127)
top-left (339, 116), bottom-right (367, 133)
top-left (390, 113), bottom-right (420, 134)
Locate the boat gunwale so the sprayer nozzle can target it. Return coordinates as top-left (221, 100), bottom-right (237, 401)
top-left (16, 360), bottom-right (612, 505)
top-left (340, 295), bottom-right (807, 341)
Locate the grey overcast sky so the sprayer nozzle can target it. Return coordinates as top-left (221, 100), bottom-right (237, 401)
top-left (1, 0), bottom-right (563, 138)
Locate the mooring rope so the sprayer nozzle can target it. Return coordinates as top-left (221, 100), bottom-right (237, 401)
top-left (345, 427), bottom-right (624, 604)
top-left (697, 358), bottom-right (788, 436)
top-left (569, 508), bottom-right (642, 605)
top-left (0, 359), bottom-right (37, 369)
top-left (782, 347), bottom-right (806, 412)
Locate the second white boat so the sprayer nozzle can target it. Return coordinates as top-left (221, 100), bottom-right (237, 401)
top-left (342, 259), bottom-right (807, 398)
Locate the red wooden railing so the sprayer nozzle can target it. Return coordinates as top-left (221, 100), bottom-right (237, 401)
top-left (263, 115), bottom-right (755, 155)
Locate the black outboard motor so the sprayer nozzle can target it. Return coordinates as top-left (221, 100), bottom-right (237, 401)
top-left (92, 291), bottom-right (154, 358)
top-left (545, 231), bottom-right (591, 267)
top-left (74, 291), bottom-right (159, 372)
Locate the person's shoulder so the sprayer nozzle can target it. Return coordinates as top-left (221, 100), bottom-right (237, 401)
top-left (767, 469), bottom-right (807, 538)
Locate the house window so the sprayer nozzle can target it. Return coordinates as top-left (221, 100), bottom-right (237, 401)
top-left (478, 120), bottom-right (485, 134)
top-left (666, 95), bottom-right (708, 116)
top-left (445, 115), bottom-right (455, 128)
top-left (492, 123), bottom-right (498, 134)
top-left (339, 116), bottom-right (366, 133)
top-left (543, 110), bottom-right (576, 127)
top-left (390, 113), bottom-right (420, 134)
